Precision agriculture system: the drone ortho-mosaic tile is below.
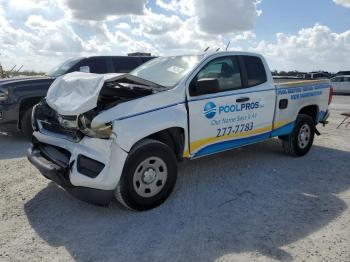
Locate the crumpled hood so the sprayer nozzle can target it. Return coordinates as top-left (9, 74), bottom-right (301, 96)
top-left (46, 72), bottom-right (123, 116)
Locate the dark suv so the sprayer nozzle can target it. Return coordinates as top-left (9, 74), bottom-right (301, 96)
top-left (0, 55), bottom-right (155, 137)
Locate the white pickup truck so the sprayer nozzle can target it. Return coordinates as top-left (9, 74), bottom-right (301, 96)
top-left (27, 51), bottom-right (333, 211)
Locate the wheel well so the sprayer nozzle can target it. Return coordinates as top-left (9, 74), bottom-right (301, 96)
top-left (18, 97), bottom-right (43, 128)
top-left (298, 105), bottom-right (319, 124)
top-left (145, 127), bottom-right (185, 161)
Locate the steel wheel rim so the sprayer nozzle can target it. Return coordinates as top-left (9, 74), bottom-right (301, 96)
top-left (133, 157), bottom-right (168, 198)
top-left (298, 124), bottom-right (311, 149)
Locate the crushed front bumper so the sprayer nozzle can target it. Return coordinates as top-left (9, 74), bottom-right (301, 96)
top-left (27, 131), bottom-right (128, 206)
top-left (27, 145), bottom-right (114, 206)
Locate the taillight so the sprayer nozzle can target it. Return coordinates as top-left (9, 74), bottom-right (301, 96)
top-left (328, 84), bottom-right (333, 105)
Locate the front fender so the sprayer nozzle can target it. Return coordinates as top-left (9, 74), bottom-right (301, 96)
top-left (113, 103), bottom-right (188, 153)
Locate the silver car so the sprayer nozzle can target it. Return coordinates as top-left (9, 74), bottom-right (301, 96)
top-left (331, 75), bottom-right (350, 94)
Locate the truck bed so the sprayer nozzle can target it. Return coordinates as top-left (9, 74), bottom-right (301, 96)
top-left (274, 78), bottom-right (329, 86)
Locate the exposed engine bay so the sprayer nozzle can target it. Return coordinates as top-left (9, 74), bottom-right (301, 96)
top-left (33, 73), bottom-right (164, 142)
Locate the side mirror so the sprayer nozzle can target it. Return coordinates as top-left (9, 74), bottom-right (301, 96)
top-left (190, 78), bottom-right (220, 96)
top-left (79, 66), bottom-right (90, 73)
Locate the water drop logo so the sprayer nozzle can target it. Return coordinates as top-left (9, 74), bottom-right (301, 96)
top-left (203, 102), bottom-right (217, 119)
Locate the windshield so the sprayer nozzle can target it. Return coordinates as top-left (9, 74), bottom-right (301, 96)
top-left (47, 57), bottom-right (83, 77)
top-left (130, 55), bottom-right (204, 88)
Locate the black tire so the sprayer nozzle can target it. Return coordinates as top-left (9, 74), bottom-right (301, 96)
top-left (21, 107), bottom-right (34, 139)
top-left (115, 139), bottom-right (178, 211)
top-left (282, 114), bottom-right (315, 157)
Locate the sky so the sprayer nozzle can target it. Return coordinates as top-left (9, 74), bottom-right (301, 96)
top-left (0, 0), bottom-right (350, 73)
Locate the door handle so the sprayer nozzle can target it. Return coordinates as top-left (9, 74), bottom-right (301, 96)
top-left (236, 97), bottom-right (250, 103)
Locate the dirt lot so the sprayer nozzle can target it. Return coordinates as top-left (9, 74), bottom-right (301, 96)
top-left (0, 96), bottom-right (350, 262)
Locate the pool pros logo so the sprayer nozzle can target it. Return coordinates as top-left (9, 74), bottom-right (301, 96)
top-left (203, 102), bottom-right (217, 119)
top-left (203, 101), bottom-right (261, 119)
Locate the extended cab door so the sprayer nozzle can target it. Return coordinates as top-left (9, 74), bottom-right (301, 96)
top-left (186, 55), bottom-right (276, 158)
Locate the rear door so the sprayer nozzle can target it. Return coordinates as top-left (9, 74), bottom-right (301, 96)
top-left (186, 55), bottom-right (276, 158)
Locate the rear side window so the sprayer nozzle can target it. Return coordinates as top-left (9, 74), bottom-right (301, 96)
top-left (241, 56), bottom-right (267, 87)
top-left (112, 57), bottom-right (142, 73)
top-left (83, 58), bottom-right (108, 74)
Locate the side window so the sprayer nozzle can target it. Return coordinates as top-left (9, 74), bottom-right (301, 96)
top-left (191, 56), bottom-right (242, 96)
top-left (241, 56), bottom-right (267, 87)
top-left (113, 57), bottom-right (141, 73)
top-left (82, 58), bottom-right (108, 74)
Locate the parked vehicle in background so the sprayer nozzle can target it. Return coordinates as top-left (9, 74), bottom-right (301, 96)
top-left (297, 72), bottom-right (330, 80)
top-left (0, 55), bottom-right (155, 137)
top-left (28, 51), bottom-right (332, 211)
top-left (331, 75), bottom-right (350, 94)
top-left (335, 71), bottom-right (350, 77)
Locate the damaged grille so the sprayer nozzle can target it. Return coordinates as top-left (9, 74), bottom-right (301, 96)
top-left (34, 101), bottom-right (83, 142)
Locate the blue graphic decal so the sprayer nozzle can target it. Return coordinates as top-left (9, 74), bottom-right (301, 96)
top-left (204, 102), bottom-right (217, 119)
top-left (194, 132), bottom-right (271, 157)
top-left (271, 122), bottom-right (295, 137)
top-left (318, 111), bottom-right (326, 123)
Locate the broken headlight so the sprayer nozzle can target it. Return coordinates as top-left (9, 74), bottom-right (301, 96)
top-left (78, 114), bottom-right (112, 139)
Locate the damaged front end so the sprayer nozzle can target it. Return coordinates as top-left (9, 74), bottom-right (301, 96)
top-left (28, 72), bottom-right (161, 206)
top-left (33, 73), bottom-right (157, 142)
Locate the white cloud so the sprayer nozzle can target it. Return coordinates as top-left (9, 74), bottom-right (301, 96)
top-left (25, 15), bottom-right (56, 29)
top-left (231, 31), bottom-right (256, 42)
top-left (22, 15), bottom-right (84, 54)
top-left (156, 0), bottom-right (194, 16)
top-left (7, 0), bottom-right (49, 10)
top-left (115, 22), bottom-right (130, 30)
top-left (61, 0), bottom-right (147, 20)
top-left (333, 0), bottom-right (350, 8)
top-left (194, 0), bottom-right (261, 34)
top-left (132, 10), bottom-right (183, 35)
top-left (156, 0), bottom-right (261, 34)
top-left (1, 0), bottom-right (349, 74)
top-left (251, 24), bottom-right (350, 72)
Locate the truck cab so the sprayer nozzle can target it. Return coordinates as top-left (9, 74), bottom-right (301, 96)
top-left (27, 52), bottom-right (332, 211)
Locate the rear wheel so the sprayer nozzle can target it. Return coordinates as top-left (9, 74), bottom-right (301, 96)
top-left (115, 139), bottom-right (178, 211)
top-left (20, 107), bottom-right (34, 139)
top-left (282, 114), bottom-right (315, 157)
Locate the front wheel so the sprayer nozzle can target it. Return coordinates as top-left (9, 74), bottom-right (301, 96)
top-left (21, 107), bottom-right (34, 139)
top-left (115, 139), bottom-right (178, 211)
top-left (282, 114), bottom-right (315, 157)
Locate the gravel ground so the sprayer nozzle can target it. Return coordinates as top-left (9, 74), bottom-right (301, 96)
top-left (0, 96), bottom-right (350, 262)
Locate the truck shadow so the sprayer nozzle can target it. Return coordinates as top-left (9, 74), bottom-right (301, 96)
top-left (0, 126), bottom-right (29, 160)
top-left (24, 141), bottom-right (350, 261)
